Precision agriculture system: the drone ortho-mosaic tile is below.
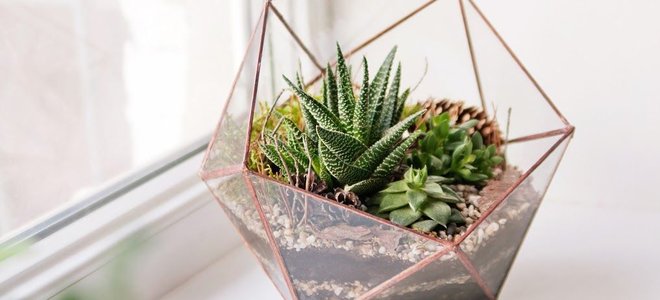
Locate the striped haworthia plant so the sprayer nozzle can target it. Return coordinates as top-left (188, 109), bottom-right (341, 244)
top-left (260, 44), bottom-right (424, 196)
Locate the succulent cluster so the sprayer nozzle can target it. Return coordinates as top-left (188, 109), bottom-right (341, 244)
top-left (253, 43), bottom-right (506, 237)
top-left (370, 167), bottom-right (465, 232)
top-left (259, 44), bottom-right (424, 195)
top-left (410, 112), bottom-right (503, 184)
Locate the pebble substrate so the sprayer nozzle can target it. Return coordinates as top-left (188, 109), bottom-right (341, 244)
top-left (215, 165), bottom-right (533, 299)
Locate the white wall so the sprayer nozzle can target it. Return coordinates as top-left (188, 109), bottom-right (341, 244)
top-left (474, 0), bottom-right (660, 210)
top-left (322, 0), bottom-right (660, 210)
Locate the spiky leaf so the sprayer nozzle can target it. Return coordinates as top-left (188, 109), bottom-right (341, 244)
top-left (283, 143), bottom-right (309, 168)
top-left (377, 63), bottom-right (401, 138)
top-left (392, 88), bottom-right (410, 127)
top-left (367, 46), bottom-right (397, 143)
top-left (319, 139), bottom-right (370, 184)
top-left (298, 102), bottom-right (318, 143)
top-left (335, 44), bottom-right (355, 128)
top-left (283, 75), bottom-right (343, 133)
top-left (352, 57), bottom-right (371, 143)
top-left (325, 64), bottom-right (339, 116)
top-left (316, 126), bottom-right (367, 162)
top-left (283, 118), bottom-right (305, 152)
top-left (355, 110), bottom-right (425, 172)
top-left (345, 177), bottom-right (388, 196)
top-left (373, 131), bottom-right (422, 178)
top-left (260, 143), bottom-right (295, 177)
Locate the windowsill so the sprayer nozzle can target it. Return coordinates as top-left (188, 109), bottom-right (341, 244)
top-left (158, 200), bottom-right (660, 300)
top-left (162, 244), bottom-right (280, 300)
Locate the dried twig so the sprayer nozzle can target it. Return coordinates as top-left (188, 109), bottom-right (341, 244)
top-left (411, 57), bottom-right (429, 94)
top-left (260, 89), bottom-right (286, 142)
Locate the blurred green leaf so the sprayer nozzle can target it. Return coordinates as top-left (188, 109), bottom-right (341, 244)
top-left (406, 189), bottom-right (427, 212)
top-left (390, 207), bottom-right (423, 226)
top-left (422, 201), bottom-right (451, 226)
top-left (379, 193), bottom-right (409, 212)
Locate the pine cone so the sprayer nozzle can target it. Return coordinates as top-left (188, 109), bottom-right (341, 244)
top-left (325, 188), bottom-right (363, 210)
top-left (418, 98), bottom-right (503, 147)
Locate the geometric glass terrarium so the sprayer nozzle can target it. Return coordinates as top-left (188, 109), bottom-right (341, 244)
top-left (200, 1), bottom-right (574, 299)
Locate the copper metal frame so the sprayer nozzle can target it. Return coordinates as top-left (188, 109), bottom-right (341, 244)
top-left (200, 0), bottom-right (575, 299)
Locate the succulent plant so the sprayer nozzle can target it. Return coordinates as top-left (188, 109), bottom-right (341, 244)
top-left (369, 166), bottom-right (465, 232)
top-left (259, 44), bottom-right (424, 196)
top-left (410, 112), bottom-right (503, 184)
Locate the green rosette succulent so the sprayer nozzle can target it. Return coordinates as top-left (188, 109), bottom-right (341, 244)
top-left (411, 112), bottom-right (503, 184)
top-left (369, 167), bottom-right (465, 232)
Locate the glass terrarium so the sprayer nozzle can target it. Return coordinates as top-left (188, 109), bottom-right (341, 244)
top-left (200, 0), bottom-right (574, 299)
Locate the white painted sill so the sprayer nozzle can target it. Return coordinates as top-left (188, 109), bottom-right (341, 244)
top-left (0, 148), bottom-right (243, 299)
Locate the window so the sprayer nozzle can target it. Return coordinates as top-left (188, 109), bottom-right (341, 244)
top-left (1, 0), bottom-right (263, 298)
top-left (0, 0), bottom-right (249, 238)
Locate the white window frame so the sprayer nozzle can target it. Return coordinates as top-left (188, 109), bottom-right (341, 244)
top-left (0, 1), bottom-right (318, 298)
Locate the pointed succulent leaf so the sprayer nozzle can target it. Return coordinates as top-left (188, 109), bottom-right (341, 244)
top-left (316, 126), bottom-right (367, 161)
top-left (283, 118), bottom-right (305, 151)
top-left (458, 119), bottom-right (479, 130)
top-left (283, 143), bottom-right (309, 167)
top-left (352, 57), bottom-right (371, 143)
top-left (406, 189), bottom-right (427, 212)
top-left (335, 44), bottom-right (355, 128)
top-left (325, 64), bottom-right (339, 116)
top-left (422, 182), bottom-right (445, 197)
top-left (414, 166), bottom-right (428, 186)
top-left (392, 88), bottom-right (410, 127)
top-left (284, 75), bottom-right (343, 134)
top-left (380, 180), bottom-right (409, 193)
top-left (373, 131), bottom-right (422, 178)
top-left (412, 220), bottom-right (440, 232)
top-left (427, 175), bottom-right (451, 183)
top-left (390, 207), bottom-right (423, 227)
top-left (404, 168), bottom-right (414, 184)
top-left (345, 177), bottom-right (388, 197)
top-left (378, 193), bottom-right (409, 213)
top-left (377, 63), bottom-right (401, 136)
top-left (322, 71), bottom-right (329, 107)
top-left (355, 110), bottom-right (425, 172)
top-left (422, 201), bottom-right (451, 226)
top-left (472, 131), bottom-right (484, 150)
top-left (314, 156), bottom-right (334, 187)
top-left (319, 139), bottom-right (370, 184)
top-left (430, 187), bottom-right (463, 203)
top-left (295, 72), bottom-right (305, 89)
top-left (367, 46), bottom-right (397, 141)
top-left (448, 208), bottom-right (465, 224)
top-left (298, 102), bottom-right (318, 143)
top-left (461, 171), bottom-right (489, 182)
top-left (260, 143), bottom-right (295, 177)
top-left (441, 185), bottom-right (464, 202)
top-left (451, 142), bottom-right (470, 169)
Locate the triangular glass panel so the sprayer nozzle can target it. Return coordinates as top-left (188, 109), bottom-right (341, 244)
top-left (248, 174), bottom-right (448, 299)
top-left (204, 173), bottom-right (293, 299)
